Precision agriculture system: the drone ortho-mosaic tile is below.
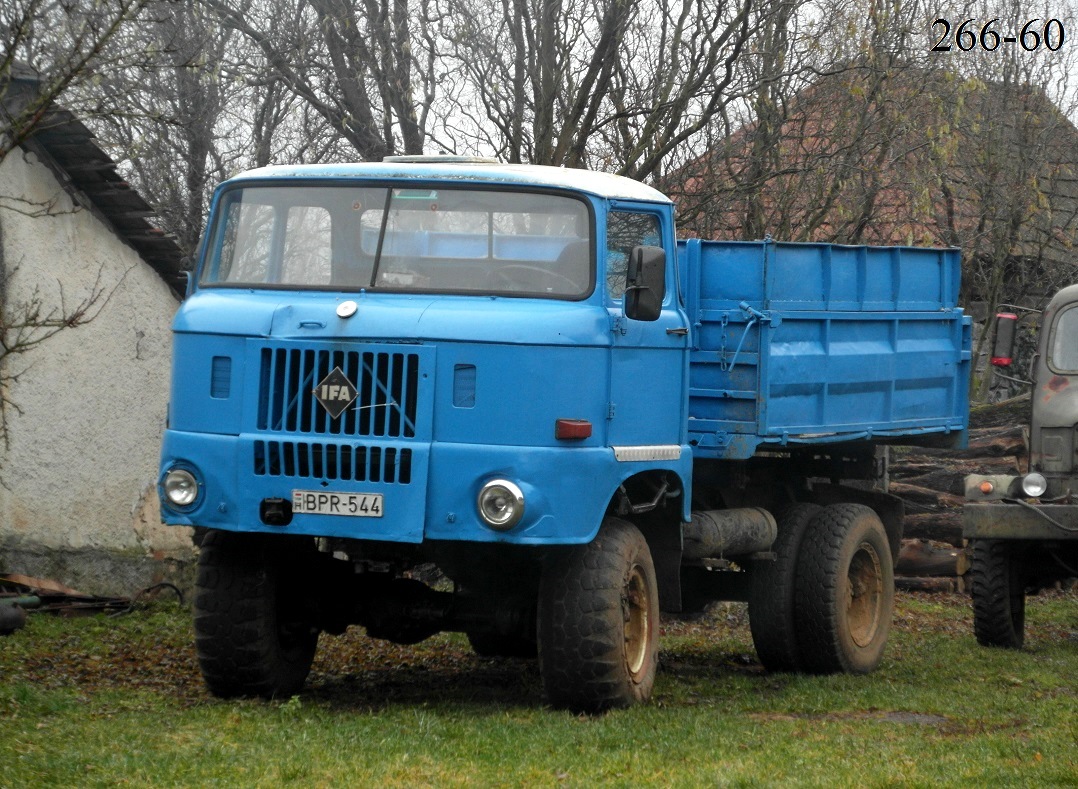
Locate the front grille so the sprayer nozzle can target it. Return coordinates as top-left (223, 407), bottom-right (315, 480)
top-left (253, 440), bottom-right (413, 484)
top-left (257, 346), bottom-right (420, 437)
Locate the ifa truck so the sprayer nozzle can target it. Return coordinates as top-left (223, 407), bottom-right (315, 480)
top-left (964, 291), bottom-right (1078, 648)
top-left (159, 159), bottom-right (970, 712)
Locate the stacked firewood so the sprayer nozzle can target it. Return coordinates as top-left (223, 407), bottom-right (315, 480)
top-left (890, 396), bottom-right (1029, 592)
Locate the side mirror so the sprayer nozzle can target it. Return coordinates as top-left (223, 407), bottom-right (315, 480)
top-left (624, 245), bottom-right (666, 322)
top-left (992, 312), bottom-right (1018, 366)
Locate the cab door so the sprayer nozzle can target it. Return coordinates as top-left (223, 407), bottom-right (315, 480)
top-left (603, 204), bottom-right (690, 449)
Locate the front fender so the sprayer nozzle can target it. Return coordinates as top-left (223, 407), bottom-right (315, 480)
top-left (423, 442), bottom-right (692, 544)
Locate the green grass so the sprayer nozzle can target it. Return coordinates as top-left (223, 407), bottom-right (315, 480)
top-left (1, 591), bottom-right (1075, 787)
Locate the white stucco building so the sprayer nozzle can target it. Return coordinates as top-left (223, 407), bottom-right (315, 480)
top-left (1, 88), bottom-right (196, 595)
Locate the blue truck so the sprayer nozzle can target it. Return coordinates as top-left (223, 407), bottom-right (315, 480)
top-left (159, 159), bottom-right (970, 712)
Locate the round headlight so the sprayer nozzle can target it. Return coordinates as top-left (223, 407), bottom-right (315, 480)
top-left (477, 479), bottom-right (525, 530)
top-left (163, 468), bottom-right (200, 508)
top-left (1021, 472), bottom-right (1048, 498)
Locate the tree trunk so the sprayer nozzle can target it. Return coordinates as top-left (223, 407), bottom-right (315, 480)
top-left (896, 539), bottom-right (970, 577)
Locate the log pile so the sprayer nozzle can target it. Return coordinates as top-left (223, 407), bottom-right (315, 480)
top-left (889, 396), bottom-right (1029, 592)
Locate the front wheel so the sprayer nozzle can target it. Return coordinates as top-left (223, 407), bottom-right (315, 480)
top-left (970, 539), bottom-right (1026, 649)
top-left (537, 517), bottom-right (659, 713)
top-left (194, 530), bottom-right (319, 699)
top-left (795, 504), bottom-right (895, 674)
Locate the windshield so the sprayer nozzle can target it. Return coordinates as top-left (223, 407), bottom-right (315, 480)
top-left (1049, 305), bottom-right (1078, 373)
top-left (199, 184), bottom-right (593, 298)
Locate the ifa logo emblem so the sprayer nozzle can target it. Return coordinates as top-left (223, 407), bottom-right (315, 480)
top-left (313, 367), bottom-right (357, 418)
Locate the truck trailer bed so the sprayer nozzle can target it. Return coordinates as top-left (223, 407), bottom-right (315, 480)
top-left (679, 239), bottom-right (971, 459)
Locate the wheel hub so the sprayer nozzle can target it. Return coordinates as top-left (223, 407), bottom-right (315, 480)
top-left (847, 541), bottom-right (883, 648)
top-left (623, 564), bottom-right (653, 679)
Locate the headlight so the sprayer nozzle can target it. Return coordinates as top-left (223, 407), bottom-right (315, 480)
top-left (477, 479), bottom-right (525, 530)
top-left (163, 468), bottom-right (200, 508)
top-left (1021, 472), bottom-right (1048, 498)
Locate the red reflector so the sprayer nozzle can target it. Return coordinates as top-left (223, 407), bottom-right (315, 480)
top-left (555, 419), bottom-right (592, 440)
top-left (991, 356), bottom-right (1013, 367)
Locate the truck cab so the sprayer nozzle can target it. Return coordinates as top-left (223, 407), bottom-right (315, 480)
top-left (162, 161), bottom-right (693, 546)
top-left (1030, 284), bottom-right (1078, 491)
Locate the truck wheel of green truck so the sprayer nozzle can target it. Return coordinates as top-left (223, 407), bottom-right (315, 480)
top-left (970, 539), bottom-right (1026, 649)
top-left (537, 517), bottom-right (659, 712)
top-left (749, 502), bottom-right (822, 672)
top-left (795, 504), bottom-right (894, 674)
top-left (194, 530), bottom-right (319, 699)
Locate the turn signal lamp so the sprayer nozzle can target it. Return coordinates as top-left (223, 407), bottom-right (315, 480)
top-left (978, 480), bottom-right (995, 495)
top-left (555, 419), bottom-right (592, 440)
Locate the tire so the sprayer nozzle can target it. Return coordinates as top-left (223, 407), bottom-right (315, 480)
top-left (466, 631), bottom-right (538, 659)
top-left (537, 517), bottom-right (659, 713)
top-left (970, 539), bottom-right (1025, 649)
top-left (795, 503), bottom-right (895, 674)
top-left (748, 503), bottom-right (822, 672)
top-left (194, 530), bottom-right (319, 699)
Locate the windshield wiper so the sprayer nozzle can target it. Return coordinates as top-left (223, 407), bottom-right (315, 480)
top-left (368, 190), bottom-right (394, 288)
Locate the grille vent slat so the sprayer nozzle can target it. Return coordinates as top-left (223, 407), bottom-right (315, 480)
top-left (253, 440), bottom-right (412, 484)
top-left (257, 346), bottom-right (420, 438)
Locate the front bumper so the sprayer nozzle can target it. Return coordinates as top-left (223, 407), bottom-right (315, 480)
top-left (963, 501), bottom-right (1078, 541)
top-left (160, 428), bottom-right (693, 545)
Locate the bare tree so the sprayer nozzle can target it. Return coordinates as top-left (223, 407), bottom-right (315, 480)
top-left (0, 0), bottom-right (150, 163)
top-left (0, 240), bottom-right (121, 470)
top-left (1, 1), bottom-right (154, 476)
top-left (439, 0), bottom-right (757, 179)
top-left (200, 0), bottom-right (440, 161)
top-left (88, 0), bottom-right (242, 253)
top-left (669, 0), bottom-right (942, 242)
top-left (928, 0), bottom-right (1078, 399)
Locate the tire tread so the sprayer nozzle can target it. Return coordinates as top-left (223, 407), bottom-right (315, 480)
top-left (749, 503), bottom-right (821, 672)
top-left (538, 518), bottom-right (658, 712)
top-left (795, 503), bottom-right (894, 675)
top-left (970, 539), bottom-right (1025, 649)
top-left (194, 530), bottom-right (316, 699)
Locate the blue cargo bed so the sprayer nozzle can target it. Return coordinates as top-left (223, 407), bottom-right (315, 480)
top-left (678, 239), bottom-right (971, 460)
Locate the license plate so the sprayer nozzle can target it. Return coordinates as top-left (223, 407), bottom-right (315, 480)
top-left (292, 490), bottom-right (384, 518)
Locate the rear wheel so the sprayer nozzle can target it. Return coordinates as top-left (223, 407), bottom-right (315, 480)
top-left (795, 504), bottom-right (894, 674)
top-left (194, 530), bottom-right (319, 699)
top-left (970, 539), bottom-right (1025, 649)
top-left (749, 503), bottom-right (822, 672)
top-left (537, 517), bottom-right (659, 712)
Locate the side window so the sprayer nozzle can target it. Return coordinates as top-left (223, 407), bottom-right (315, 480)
top-left (607, 212), bottom-right (662, 300)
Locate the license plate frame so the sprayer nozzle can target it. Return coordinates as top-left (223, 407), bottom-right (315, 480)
top-left (291, 490), bottom-right (384, 518)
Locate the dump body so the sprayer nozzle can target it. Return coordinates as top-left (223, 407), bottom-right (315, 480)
top-left (680, 239), bottom-right (971, 458)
